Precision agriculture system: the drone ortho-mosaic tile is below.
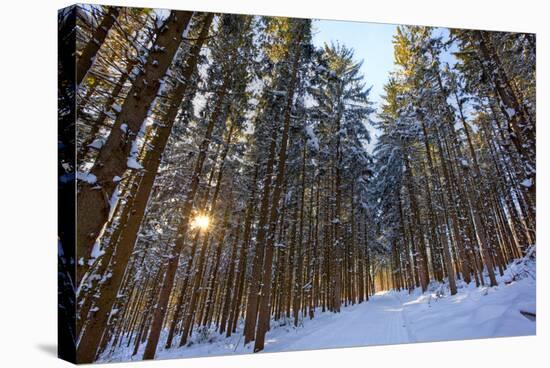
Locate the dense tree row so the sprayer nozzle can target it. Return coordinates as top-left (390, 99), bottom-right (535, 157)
top-left (369, 26), bottom-right (535, 294)
top-left (60, 6), bottom-right (535, 363)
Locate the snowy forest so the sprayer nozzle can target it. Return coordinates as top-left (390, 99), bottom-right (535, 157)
top-left (58, 5), bottom-right (536, 364)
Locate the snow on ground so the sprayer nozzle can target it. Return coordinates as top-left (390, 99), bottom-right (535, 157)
top-left (100, 253), bottom-right (535, 363)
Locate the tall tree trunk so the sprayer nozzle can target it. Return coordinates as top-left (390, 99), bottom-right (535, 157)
top-left (242, 126), bottom-right (279, 344)
top-left (76, 11), bottom-right (193, 268)
top-left (228, 164), bottom-right (259, 336)
top-left (402, 150), bottom-right (429, 292)
top-left (142, 73), bottom-right (230, 360)
top-left (219, 216), bottom-right (242, 334)
top-left (77, 6), bottom-right (120, 86)
top-left (418, 117), bottom-right (457, 295)
top-left (292, 142), bottom-right (307, 326)
top-left (254, 24), bottom-right (304, 352)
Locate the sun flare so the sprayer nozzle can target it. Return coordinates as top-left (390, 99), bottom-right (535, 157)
top-left (191, 214), bottom-right (210, 231)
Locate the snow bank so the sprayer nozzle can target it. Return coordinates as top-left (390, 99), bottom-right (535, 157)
top-left (76, 171), bottom-right (97, 184)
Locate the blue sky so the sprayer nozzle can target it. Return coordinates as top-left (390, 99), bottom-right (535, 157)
top-left (312, 19), bottom-right (397, 113)
top-left (312, 19), bottom-right (397, 149)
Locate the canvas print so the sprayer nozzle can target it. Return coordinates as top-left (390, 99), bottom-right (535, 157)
top-left (58, 3), bottom-right (536, 364)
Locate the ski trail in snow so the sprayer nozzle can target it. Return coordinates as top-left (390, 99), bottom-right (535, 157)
top-left (265, 292), bottom-right (411, 352)
top-left (395, 292), bottom-right (418, 343)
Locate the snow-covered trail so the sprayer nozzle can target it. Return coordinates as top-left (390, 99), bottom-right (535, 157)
top-left (101, 256), bottom-right (535, 363)
top-left (272, 293), bottom-right (412, 352)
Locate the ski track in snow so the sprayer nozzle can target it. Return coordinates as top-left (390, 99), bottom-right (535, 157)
top-left (101, 258), bottom-right (535, 363)
top-left (273, 293), bottom-right (410, 352)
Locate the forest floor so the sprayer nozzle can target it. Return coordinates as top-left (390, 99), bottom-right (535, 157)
top-left (102, 253), bottom-right (536, 363)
